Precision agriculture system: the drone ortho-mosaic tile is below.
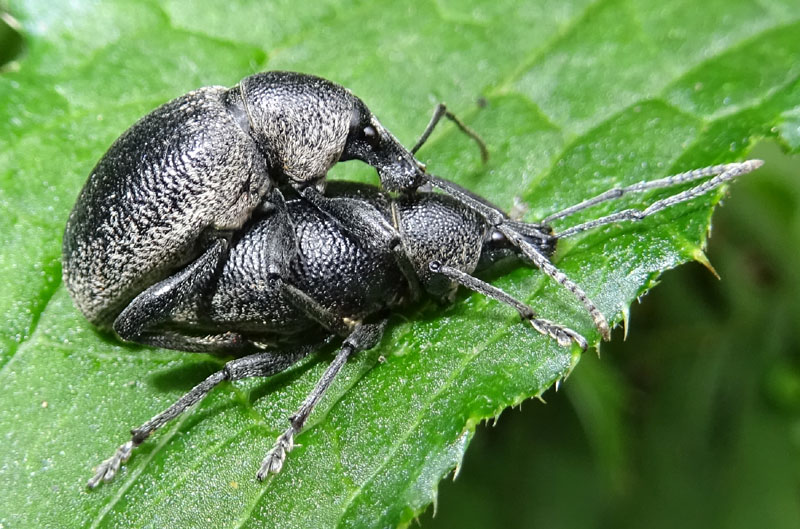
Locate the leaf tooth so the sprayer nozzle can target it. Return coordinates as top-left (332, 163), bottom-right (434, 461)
top-left (692, 248), bottom-right (720, 279)
top-left (621, 305), bottom-right (631, 341)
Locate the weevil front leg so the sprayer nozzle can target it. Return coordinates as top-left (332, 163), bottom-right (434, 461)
top-left (257, 319), bottom-right (387, 479)
top-left (426, 174), bottom-right (611, 341)
top-left (87, 345), bottom-right (315, 489)
top-left (428, 261), bottom-right (588, 350)
top-left (554, 160), bottom-right (763, 238)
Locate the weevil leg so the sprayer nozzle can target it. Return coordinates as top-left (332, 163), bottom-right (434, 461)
top-left (555, 160), bottom-right (763, 238)
top-left (257, 319), bottom-right (387, 479)
top-left (86, 344), bottom-right (319, 489)
top-left (115, 189), bottom-right (299, 347)
top-left (127, 330), bottom-right (268, 353)
top-left (411, 103), bottom-right (488, 162)
top-left (280, 281), bottom-right (353, 337)
top-left (113, 237), bottom-right (229, 342)
top-left (497, 224), bottom-right (610, 341)
top-left (542, 161), bottom-right (760, 223)
top-left (266, 191), bottom-right (398, 336)
top-left (256, 188), bottom-right (296, 280)
top-left (429, 261), bottom-right (587, 350)
top-left (426, 174), bottom-right (611, 340)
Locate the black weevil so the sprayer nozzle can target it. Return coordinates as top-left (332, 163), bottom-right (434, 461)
top-left (86, 160), bottom-right (762, 488)
top-left (62, 71), bottom-right (485, 344)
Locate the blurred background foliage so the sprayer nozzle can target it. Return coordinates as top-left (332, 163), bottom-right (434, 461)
top-left (423, 141), bottom-right (800, 528)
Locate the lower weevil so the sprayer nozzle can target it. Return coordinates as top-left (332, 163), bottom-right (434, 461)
top-left (87, 159), bottom-right (762, 488)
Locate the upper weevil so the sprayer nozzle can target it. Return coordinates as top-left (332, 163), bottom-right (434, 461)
top-left (62, 71), bottom-right (484, 343)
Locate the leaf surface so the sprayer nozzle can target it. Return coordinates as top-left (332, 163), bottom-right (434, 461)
top-left (1, 0), bottom-right (798, 527)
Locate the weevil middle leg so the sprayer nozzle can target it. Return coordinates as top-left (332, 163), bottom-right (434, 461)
top-left (258, 319), bottom-right (388, 479)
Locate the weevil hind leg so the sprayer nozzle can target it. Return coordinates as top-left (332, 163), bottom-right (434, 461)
top-left (86, 345), bottom-right (317, 489)
top-left (127, 329), bottom-right (262, 353)
top-left (257, 319), bottom-right (388, 479)
top-left (112, 236), bottom-right (230, 343)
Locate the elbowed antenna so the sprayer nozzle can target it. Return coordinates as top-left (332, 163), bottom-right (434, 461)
top-left (411, 103), bottom-right (489, 163)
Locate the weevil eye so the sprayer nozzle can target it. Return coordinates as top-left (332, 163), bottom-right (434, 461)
top-left (363, 125), bottom-right (380, 147)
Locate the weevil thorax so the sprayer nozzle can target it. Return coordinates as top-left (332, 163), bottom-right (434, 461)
top-left (238, 71), bottom-right (354, 189)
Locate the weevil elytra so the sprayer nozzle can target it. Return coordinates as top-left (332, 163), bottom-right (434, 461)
top-left (86, 160), bottom-right (762, 487)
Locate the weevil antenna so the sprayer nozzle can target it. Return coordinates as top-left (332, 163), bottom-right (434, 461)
top-left (411, 103), bottom-right (489, 162)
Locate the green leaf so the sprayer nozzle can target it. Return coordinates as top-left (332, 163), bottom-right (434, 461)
top-left (0, 1), bottom-right (797, 527)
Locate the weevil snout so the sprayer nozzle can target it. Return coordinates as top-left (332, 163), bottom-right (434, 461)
top-left (374, 142), bottom-right (427, 191)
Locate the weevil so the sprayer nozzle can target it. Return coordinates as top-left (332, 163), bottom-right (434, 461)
top-left (86, 159), bottom-right (762, 488)
top-left (62, 71), bottom-right (485, 343)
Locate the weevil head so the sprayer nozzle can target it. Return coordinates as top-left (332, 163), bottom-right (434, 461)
top-left (476, 221), bottom-right (557, 272)
top-left (340, 98), bottom-right (426, 192)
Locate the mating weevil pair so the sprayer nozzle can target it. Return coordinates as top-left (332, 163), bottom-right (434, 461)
top-left (62, 71), bottom-right (763, 488)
